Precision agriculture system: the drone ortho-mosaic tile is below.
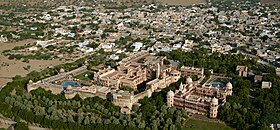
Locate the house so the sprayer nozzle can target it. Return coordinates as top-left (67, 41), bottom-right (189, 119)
top-left (131, 42), bottom-right (143, 52)
top-left (254, 75), bottom-right (262, 83)
top-left (0, 35), bottom-right (8, 42)
top-left (36, 40), bottom-right (58, 48)
top-left (101, 43), bottom-right (115, 52)
top-left (28, 47), bottom-right (38, 51)
top-left (276, 68), bottom-right (280, 77)
top-left (80, 47), bottom-right (93, 53)
top-left (261, 81), bottom-right (272, 89)
top-left (236, 65), bottom-right (248, 77)
top-left (270, 124), bottom-right (280, 130)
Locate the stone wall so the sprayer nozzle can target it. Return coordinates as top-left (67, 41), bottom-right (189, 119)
top-left (44, 65), bottom-right (88, 83)
top-left (27, 83), bottom-right (62, 94)
top-left (65, 91), bottom-right (96, 99)
top-left (133, 89), bottom-right (152, 103)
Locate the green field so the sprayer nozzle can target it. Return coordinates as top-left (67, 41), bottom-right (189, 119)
top-left (74, 71), bottom-right (94, 81)
top-left (183, 119), bottom-right (233, 130)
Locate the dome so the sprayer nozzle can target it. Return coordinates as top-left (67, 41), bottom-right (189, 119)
top-left (59, 68), bottom-right (65, 73)
top-left (28, 80), bottom-right (33, 84)
top-left (66, 85), bottom-right (73, 90)
top-left (167, 90), bottom-right (174, 96)
top-left (226, 82), bottom-right (233, 89)
top-left (186, 77), bottom-right (193, 84)
top-left (211, 97), bottom-right (218, 104)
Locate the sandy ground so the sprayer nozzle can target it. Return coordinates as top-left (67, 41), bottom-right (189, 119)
top-left (0, 123), bottom-right (11, 129)
top-left (158, 0), bottom-right (205, 5)
top-left (0, 0), bottom-right (206, 6)
top-left (0, 39), bottom-right (34, 52)
top-left (0, 0), bottom-right (78, 6)
top-left (0, 40), bottom-right (63, 86)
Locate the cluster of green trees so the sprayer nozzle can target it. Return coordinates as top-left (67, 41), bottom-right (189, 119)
top-left (0, 88), bottom-right (132, 130)
top-left (7, 52), bottom-right (52, 61)
top-left (87, 51), bottom-right (127, 70)
top-left (0, 72), bottom-right (188, 130)
top-left (219, 71), bottom-right (280, 130)
top-left (114, 36), bottom-right (133, 48)
top-left (0, 50), bottom-right (190, 129)
top-left (87, 42), bottom-right (99, 49)
top-left (159, 48), bottom-right (256, 76)
top-left (0, 17), bottom-right (47, 41)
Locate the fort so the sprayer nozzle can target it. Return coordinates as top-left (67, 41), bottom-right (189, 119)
top-left (27, 52), bottom-right (181, 113)
top-left (94, 52), bottom-right (181, 113)
top-left (26, 51), bottom-right (232, 117)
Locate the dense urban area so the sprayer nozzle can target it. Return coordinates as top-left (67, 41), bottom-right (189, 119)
top-left (0, 0), bottom-right (279, 130)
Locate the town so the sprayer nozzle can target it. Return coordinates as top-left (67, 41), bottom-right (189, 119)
top-left (0, 1), bottom-right (279, 67)
top-left (0, 0), bottom-right (279, 130)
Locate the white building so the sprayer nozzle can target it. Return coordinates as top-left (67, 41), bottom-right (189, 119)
top-left (132, 42), bottom-right (143, 52)
top-left (261, 81), bottom-right (272, 89)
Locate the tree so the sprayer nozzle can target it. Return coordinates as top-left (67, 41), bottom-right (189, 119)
top-left (113, 118), bottom-right (120, 124)
top-left (166, 118), bottom-right (172, 125)
top-left (78, 115), bottom-right (84, 124)
top-left (138, 121), bottom-right (145, 129)
top-left (87, 42), bottom-right (99, 48)
top-left (14, 122), bottom-right (28, 130)
top-left (104, 119), bottom-right (111, 124)
top-left (84, 116), bottom-right (90, 125)
top-left (68, 115), bottom-right (74, 123)
top-left (152, 123), bottom-right (158, 130)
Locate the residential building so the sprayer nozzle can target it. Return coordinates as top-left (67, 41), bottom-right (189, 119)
top-left (261, 81), bottom-right (272, 89)
top-left (236, 65), bottom-right (248, 77)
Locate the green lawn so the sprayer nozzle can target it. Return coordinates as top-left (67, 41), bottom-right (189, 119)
top-left (183, 119), bottom-right (233, 130)
top-left (74, 71), bottom-right (93, 81)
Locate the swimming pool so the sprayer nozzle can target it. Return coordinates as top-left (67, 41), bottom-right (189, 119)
top-left (63, 81), bottom-right (77, 88)
top-left (212, 82), bottom-right (225, 88)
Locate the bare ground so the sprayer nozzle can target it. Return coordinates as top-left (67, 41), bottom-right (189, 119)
top-left (0, 122), bottom-right (11, 129)
top-left (0, 0), bottom-right (206, 6)
top-left (158, 0), bottom-right (206, 6)
top-left (0, 40), bottom-right (63, 86)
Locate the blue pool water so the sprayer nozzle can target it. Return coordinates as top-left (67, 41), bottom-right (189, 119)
top-left (212, 82), bottom-right (225, 88)
top-left (63, 81), bottom-right (77, 88)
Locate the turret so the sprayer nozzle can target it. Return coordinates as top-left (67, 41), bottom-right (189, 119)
top-left (226, 82), bottom-right (233, 96)
top-left (179, 82), bottom-right (184, 91)
top-left (156, 63), bottom-right (160, 79)
top-left (84, 60), bottom-right (89, 65)
top-left (167, 90), bottom-right (175, 107)
top-left (59, 68), bottom-right (65, 73)
top-left (186, 76), bottom-right (193, 84)
top-left (27, 80), bottom-right (35, 93)
top-left (210, 97), bottom-right (218, 118)
top-left (28, 80), bottom-right (33, 85)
